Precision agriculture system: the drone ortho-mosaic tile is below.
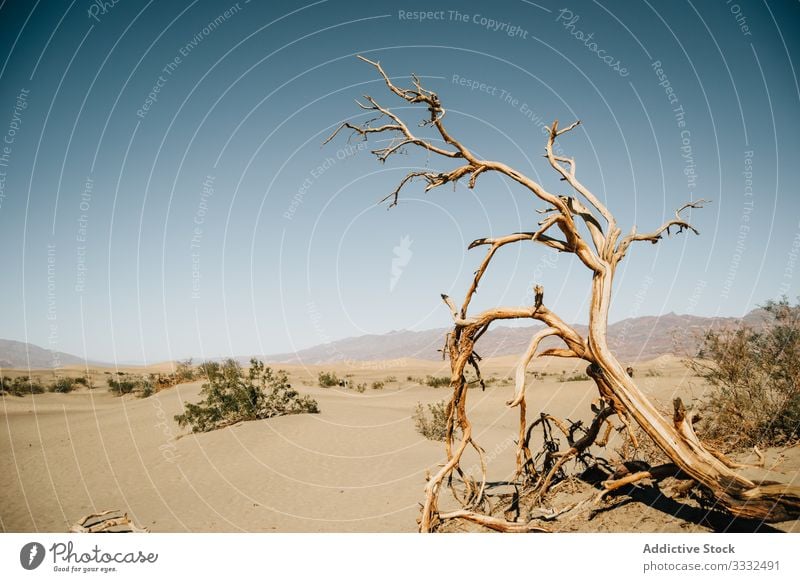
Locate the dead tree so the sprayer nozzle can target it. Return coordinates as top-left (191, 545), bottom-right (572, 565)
top-left (327, 56), bottom-right (800, 531)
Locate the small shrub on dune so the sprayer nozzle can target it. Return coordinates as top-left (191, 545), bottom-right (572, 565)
top-left (49, 377), bottom-right (75, 393)
top-left (317, 371), bottom-right (340, 387)
top-left (2, 376), bottom-right (47, 396)
top-left (424, 375), bottom-right (450, 388)
top-left (371, 380), bottom-right (385, 390)
top-left (174, 358), bottom-right (196, 382)
top-left (137, 380), bottom-right (155, 398)
top-left (354, 383), bottom-right (367, 393)
top-left (175, 358), bottom-right (319, 433)
top-left (197, 361), bottom-right (220, 378)
top-left (413, 400), bottom-right (450, 441)
top-left (108, 377), bottom-right (138, 395)
top-left (73, 375), bottom-right (91, 388)
top-left (559, 371), bottom-right (590, 382)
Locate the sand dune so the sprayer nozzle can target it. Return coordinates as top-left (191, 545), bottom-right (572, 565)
top-left (1, 356), bottom-right (798, 532)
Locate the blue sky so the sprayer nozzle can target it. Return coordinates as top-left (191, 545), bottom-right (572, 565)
top-left (0, 0), bottom-right (798, 364)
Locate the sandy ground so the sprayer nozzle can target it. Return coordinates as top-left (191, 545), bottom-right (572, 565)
top-left (1, 356), bottom-right (798, 532)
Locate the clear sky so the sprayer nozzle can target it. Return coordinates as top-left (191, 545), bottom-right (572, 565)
top-left (0, 0), bottom-right (798, 364)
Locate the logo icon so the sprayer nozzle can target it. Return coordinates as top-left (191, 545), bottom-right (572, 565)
top-left (390, 235), bottom-right (413, 292)
top-left (20, 542), bottom-right (45, 570)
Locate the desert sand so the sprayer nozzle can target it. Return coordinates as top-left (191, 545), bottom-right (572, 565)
top-left (2, 356), bottom-right (798, 533)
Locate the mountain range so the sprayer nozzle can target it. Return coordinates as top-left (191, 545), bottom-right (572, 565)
top-left (0, 339), bottom-right (91, 370)
top-left (0, 310), bottom-right (769, 369)
top-left (264, 309), bottom-right (769, 364)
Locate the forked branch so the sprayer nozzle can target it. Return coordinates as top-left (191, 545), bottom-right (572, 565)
top-left (615, 199), bottom-right (709, 261)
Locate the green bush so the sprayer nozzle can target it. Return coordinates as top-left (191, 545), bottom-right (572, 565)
top-left (138, 382), bottom-right (155, 398)
top-left (424, 375), bottom-right (450, 388)
top-left (318, 371), bottom-right (340, 387)
top-left (690, 297), bottom-right (800, 450)
top-left (1, 376), bottom-right (46, 396)
top-left (73, 375), bottom-right (91, 388)
top-left (49, 377), bottom-right (75, 393)
top-left (108, 377), bottom-right (138, 395)
top-left (413, 400), bottom-right (450, 441)
top-left (174, 359), bottom-right (196, 382)
top-left (559, 372), bottom-right (590, 382)
top-left (175, 359), bottom-right (319, 433)
top-left (197, 361), bottom-right (221, 378)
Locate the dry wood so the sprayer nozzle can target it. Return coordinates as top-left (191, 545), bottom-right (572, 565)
top-left (329, 57), bottom-right (800, 531)
top-left (70, 510), bottom-right (148, 533)
top-left (439, 510), bottom-right (551, 532)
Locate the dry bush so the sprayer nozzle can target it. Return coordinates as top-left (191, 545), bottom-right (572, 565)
top-left (424, 375), bottom-right (450, 388)
top-left (413, 400), bottom-right (450, 441)
top-left (317, 371), bottom-right (340, 387)
top-left (559, 371), bottom-right (590, 382)
top-left (689, 298), bottom-right (800, 450)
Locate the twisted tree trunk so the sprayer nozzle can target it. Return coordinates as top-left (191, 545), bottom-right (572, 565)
top-left (589, 270), bottom-right (800, 521)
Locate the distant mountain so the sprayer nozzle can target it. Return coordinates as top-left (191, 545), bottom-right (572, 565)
top-left (264, 309), bottom-right (771, 365)
top-left (0, 339), bottom-right (91, 370)
top-left (1, 310), bottom-right (772, 370)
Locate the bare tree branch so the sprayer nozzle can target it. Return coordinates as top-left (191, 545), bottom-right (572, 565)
top-left (545, 120), bottom-right (617, 236)
top-left (615, 199), bottom-right (709, 261)
top-left (334, 56), bottom-right (605, 271)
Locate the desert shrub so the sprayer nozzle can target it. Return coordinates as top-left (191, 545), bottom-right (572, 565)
top-left (425, 375), bottom-right (450, 388)
top-left (73, 375), bottom-right (91, 388)
top-left (371, 380), bottom-right (385, 390)
top-left (49, 377), bottom-right (75, 393)
top-left (108, 377), bottom-right (138, 395)
top-left (175, 358), bottom-right (319, 433)
top-left (174, 358), bottom-right (196, 382)
top-left (2, 376), bottom-right (46, 396)
top-left (355, 383), bottom-right (367, 393)
top-left (197, 361), bottom-right (220, 378)
top-left (689, 297), bottom-right (800, 450)
top-left (149, 373), bottom-right (176, 392)
top-left (318, 371), bottom-right (340, 387)
top-left (559, 371), bottom-right (590, 382)
top-left (138, 382), bottom-right (154, 398)
top-left (413, 400), bottom-right (450, 441)
top-left (384, 376), bottom-right (397, 383)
